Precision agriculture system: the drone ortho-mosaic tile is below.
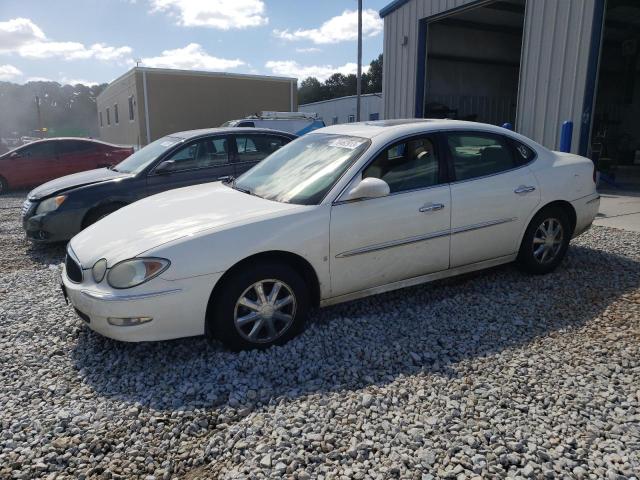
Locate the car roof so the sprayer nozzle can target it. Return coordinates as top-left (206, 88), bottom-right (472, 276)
top-left (313, 119), bottom-right (512, 139)
top-left (13, 137), bottom-right (130, 149)
top-left (168, 127), bottom-right (297, 139)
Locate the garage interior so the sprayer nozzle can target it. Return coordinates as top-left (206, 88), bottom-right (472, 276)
top-left (591, 0), bottom-right (640, 189)
top-left (423, 0), bottom-right (526, 126)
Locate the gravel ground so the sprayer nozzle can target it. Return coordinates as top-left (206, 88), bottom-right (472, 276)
top-left (1, 190), bottom-right (639, 480)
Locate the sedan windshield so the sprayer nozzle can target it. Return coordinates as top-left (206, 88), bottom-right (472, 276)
top-left (114, 136), bottom-right (183, 174)
top-left (234, 133), bottom-right (370, 205)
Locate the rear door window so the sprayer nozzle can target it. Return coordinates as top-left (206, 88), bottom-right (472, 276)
top-left (56, 140), bottom-right (95, 156)
top-left (509, 139), bottom-right (537, 166)
top-left (445, 133), bottom-right (518, 182)
top-left (234, 134), bottom-right (288, 163)
top-left (23, 142), bottom-right (55, 159)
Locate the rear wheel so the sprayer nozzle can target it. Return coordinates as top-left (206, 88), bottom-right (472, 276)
top-left (0, 176), bottom-right (8, 195)
top-left (517, 206), bottom-right (571, 274)
top-left (82, 203), bottom-right (124, 229)
top-left (208, 262), bottom-right (309, 350)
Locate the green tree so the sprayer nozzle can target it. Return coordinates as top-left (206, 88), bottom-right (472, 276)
top-left (0, 81), bottom-right (107, 140)
top-left (297, 54), bottom-right (383, 105)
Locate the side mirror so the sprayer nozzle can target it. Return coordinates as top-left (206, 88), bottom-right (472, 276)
top-left (154, 159), bottom-right (176, 174)
top-left (341, 177), bottom-right (390, 202)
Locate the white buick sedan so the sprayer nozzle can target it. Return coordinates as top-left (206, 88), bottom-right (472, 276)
top-left (61, 120), bottom-right (599, 349)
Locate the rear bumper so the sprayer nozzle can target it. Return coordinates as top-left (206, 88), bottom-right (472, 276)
top-left (571, 193), bottom-right (600, 238)
top-left (61, 265), bottom-right (223, 342)
top-left (23, 208), bottom-right (84, 243)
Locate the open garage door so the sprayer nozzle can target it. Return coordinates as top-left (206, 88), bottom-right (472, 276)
top-left (422, 0), bottom-right (526, 126)
top-left (590, 0), bottom-right (640, 190)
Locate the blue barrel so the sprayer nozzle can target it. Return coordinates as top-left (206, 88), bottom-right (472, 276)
top-left (560, 121), bottom-right (573, 153)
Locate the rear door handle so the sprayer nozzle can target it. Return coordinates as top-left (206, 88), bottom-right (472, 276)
top-left (514, 185), bottom-right (536, 194)
top-left (419, 202), bottom-right (445, 213)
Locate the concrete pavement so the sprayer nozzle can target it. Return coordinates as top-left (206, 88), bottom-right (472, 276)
top-left (593, 190), bottom-right (640, 232)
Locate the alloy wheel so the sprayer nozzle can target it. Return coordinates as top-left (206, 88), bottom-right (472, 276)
top-left (532, 217), bottom-right (564, 264)
top-left (234, 279), bottom-right (297, 344)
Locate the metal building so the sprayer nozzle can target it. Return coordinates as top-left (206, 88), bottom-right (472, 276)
top-left (96, 67), bottom-right (297, 148)
top-left (299, 93), bottom-right (384, 125)
top-left (381, 0), bottom-right (640, 187)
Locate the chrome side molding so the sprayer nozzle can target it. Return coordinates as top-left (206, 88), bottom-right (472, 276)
top-left (451, 217), bottom-right (517, 235)
top-left (335, 229), bottom-right (450, 258)
top-left (335, 218), bottom-right (517, 259)
top-left (81, 288), bottom-right (182, 302)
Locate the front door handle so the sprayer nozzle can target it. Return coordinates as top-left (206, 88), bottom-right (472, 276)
top-left (514, 185), bottom-right (536, 194)
top-left (419, 202), bottom-right (445, 213)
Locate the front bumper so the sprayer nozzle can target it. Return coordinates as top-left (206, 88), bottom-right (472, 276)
top-left (61, 265), bottom-right (223, 342)
top-left (23, 204), bottom-right (84, 243)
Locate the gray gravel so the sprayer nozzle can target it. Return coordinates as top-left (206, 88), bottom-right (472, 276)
top-left (1, 190), bottom-right (639, 479)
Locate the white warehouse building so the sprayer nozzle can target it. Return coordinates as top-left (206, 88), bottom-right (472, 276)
top-left (380, 0), bottom-right (640, 187)
top-left (299, 93), bottom-right (384, 125)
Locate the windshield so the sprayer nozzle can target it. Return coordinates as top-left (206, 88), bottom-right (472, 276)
top-left (114, 136), bottom-right (183, 174)
top-left (234, 133), bottom-right (370, 205)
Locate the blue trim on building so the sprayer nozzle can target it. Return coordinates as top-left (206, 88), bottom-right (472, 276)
top-left (379, 0), bottom-right (412, 18)
top-left (415, 18), bottom-right (428, 117)
top-left (579, 0), bottom-right (606, 156)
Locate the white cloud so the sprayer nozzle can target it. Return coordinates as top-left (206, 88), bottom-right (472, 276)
top-left (0, 64), bottom-right (22, 81)
top-left (0, 18), bottom-right (45, 52)
top-left (265, 60), bottom-right (369, 82)
top-left (61, 78), bottom-right (100, 86)
top-left (22, 76), bottom-right (100, 86)
top-left (0, 17), bottom-right (132, 62)
top-left (150, 0), bottom-right (268, 29)
top-left (141, 43), bottom-right (245, 71)
top-left (273, 9), bottom-right (382, 45)
top-left (295, 47), bottom-right (321, 53)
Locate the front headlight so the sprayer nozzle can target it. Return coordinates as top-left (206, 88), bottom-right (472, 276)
top-left (36, 195), bottom-right (67, 215)
top-left (92, 258), bottom-right (108, 283)
top-left (106, 257), bottom-right (170, 289)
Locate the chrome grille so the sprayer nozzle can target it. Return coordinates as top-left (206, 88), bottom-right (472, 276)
top-left (65, 253), bottom-right (83, 283)
top-left (21, 199), bottom-right (34, 218)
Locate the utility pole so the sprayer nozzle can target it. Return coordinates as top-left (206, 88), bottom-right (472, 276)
top-left (35, 96), bottom-right (42, 138)
top-left (356, 0), bottom-right (362, 122)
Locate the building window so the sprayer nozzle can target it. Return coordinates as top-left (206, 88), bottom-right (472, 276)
top-left (347, 115), bottom-right (355, 123)
top-left (106, 107), bottom-right (111, 126)
top-left (114, 104), bottom-right (119, 124)
top-left (128, 96), bottom-right (135, 121)
top-left (99, 111), bottom-right (103, 128)
top-left (332, 116), bottom-right (338, 125)
top-left (369, 112), bottom-right (379, 121)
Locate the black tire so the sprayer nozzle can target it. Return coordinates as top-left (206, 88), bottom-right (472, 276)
top-left (82, 203), bottom-right (124, 229)
top-left (0, 176), bottom-right (8, 195)
top-left (208, 262), bottom-right (309, 351)
top-left (517, 206), bottom-right (571, 274)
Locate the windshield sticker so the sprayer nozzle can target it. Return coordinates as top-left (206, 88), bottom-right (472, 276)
top-left (328, 138), bottom-right (366, 150)
top-left (160, 141), bottom-right (176, 147)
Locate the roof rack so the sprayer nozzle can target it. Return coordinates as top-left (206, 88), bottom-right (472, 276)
top-left (249, 111), bottom-right (319, 120)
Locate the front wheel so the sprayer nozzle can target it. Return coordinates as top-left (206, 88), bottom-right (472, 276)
top-left (0, 176), bottom-right (8, 195)
top-left (208, 262), bottom-right (309, 350)
top-left (517, 206), bottom-right (571, 274)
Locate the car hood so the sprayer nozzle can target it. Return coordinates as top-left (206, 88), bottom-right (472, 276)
top-left (28, 168), bottom-right (132, 200)
top-left (70, 182), bottom-right (303, 266)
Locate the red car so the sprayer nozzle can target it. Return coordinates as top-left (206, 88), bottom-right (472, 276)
top-left (0, 138), bottom-right (133, 194)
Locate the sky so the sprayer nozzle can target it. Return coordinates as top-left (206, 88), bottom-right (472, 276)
top-left (0, 0), bottom-right (389, 86)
